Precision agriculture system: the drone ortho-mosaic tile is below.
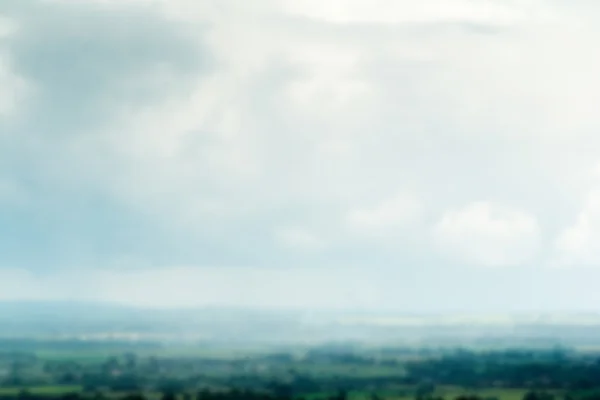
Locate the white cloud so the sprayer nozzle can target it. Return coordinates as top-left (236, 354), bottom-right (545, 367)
top-left (88, 266), bottom-right (381, 309)
top-left (0, 265), bottom-right (382, 309)
top-left (0, 56), bottom-right (31, 118)
top-left (0, 268), bottom-right (75, 301)
top-left (49, 12), bottom-right (381, 229)
top-left (0, 16), bottom-right (16, 38)
top-left (346, 193), bottom-right (420, 233)
top-left (7, 0), bottom-right (600, 293)
top-left (279, 0), bottom-right (559, 26)
top-left (0, 17), bottom-right (30, 119)
top-left (283, 42), bottom-right (375, 121)
top-left (555, 188), bottom-right (600, 267)
top-left (42, 0), bottom-right (158, 5)
top-left (43, 0), bottom-right (596, 228)
top-left (433, 202), bottom-right (540, 267)
top-left (275, 227), bottom-right (325, 251)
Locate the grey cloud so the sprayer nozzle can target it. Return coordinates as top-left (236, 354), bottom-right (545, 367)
top-left (1, 0), bottom-right (600, 282)
top-left (4, 0), bottom-right (210, 137)
top-left (0, 0), bottom-right (219, 270)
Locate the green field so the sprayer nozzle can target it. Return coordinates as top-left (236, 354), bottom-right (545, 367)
top-left (0, 386), bottom-right (82, 396)
top-left (0, 387), bottom-right (537, 400)
top-left (301, 387), bottom-right (535, 400)
top-left (0, 341), bottom-right (590, 400)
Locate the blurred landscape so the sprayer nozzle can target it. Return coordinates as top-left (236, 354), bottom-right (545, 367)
top-left (5, 0), bottom-right (600, 399)
top-left (3, 302), bottom-right (600, 348)
top-left (1, 302), bottom-right (600, 400)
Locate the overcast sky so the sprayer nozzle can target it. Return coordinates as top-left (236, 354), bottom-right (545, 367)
top-left (2, 0), bottom-right (600, 311)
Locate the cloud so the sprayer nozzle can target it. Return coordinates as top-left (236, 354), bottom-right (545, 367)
top-left (0, 16), bottom-right (30, 119)
top-left (275, 227), bottom-right (325, 251)
top-left (346, 193), bottom-right (420, 233)
top-left (0, 178), bottom-right (25, 205)
top-left (71, 265), bottom-right (383, 309)
top-left (433, 202), bottom-right (540, 267)
top-left (2, 0), bottom-right (600, 309)
top-left (279, 0), bottom-right (559, 26)
top-left (0, 15), bottom-right (15, 38)
top-left (12, 263), bottom-right (600, 312)
top-left (555, 184), bottom-right (600, 267)
top-left (0, 268), bottom-right (81, 301)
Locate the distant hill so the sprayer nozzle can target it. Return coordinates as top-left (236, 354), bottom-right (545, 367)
top-left (1, 301), bottom-right (600, 348)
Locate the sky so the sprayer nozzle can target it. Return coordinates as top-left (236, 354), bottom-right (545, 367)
top-left (3, 0), bottom-right (600, 311)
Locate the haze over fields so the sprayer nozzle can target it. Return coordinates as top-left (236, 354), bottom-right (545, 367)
top-left (0, 301), bottom-right (599, 349)
top-left (3, 0), bottom-right (600, 313)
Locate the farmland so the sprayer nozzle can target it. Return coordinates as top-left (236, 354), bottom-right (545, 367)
top-left (2, 305), bottom-right (600, 400)
top-left (0, 340), bottom-right (595, 400)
